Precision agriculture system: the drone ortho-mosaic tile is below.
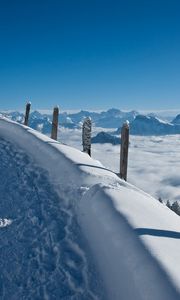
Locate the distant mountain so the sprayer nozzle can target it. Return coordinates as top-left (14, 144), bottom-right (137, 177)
top-left (2, 109), bottom-right (180, 136)
top-left (1, 110), bottom-right (52, 134)
top-left (171, 114), bottom-right (180, 125)
top-left (8, 111), bottom-right (24, 123)
top-left (68, 108), bottom-right (138, 128)
top-left (68, 110), bottom-right (99, 124)
top-left (115, 115), bottom-right (180, 135)
top-left (29, 111), bottom-right (52, 134)
top-left (91, 131), bottom-right (120, 145)
top-left (1, 108), bottom-right (139, 130)
top-left (95, 109), bottom-right (138, 128)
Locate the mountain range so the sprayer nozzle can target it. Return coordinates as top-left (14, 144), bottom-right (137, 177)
top-left (115, 115), bottom-right (180, 135)
top-left (1, 108), bottom-right (138, 132)
top-left (1, 109), bottom-right (180, 139)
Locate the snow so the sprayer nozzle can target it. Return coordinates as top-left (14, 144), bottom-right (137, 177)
top-left (0, 119), bottom-right (104, 299)
top-left (79, 184), bottom-right (180, 300)
top-left (0, 116), bottom-right (180, 299)
top-left (0, 218), bottom-right (12, 228)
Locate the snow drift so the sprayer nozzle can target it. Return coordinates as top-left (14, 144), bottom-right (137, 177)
top-left (0, 116), bottom-right (180, 300)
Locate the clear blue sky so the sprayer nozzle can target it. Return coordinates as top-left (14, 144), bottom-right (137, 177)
top-left (0, 0), bottom-right (180, 110)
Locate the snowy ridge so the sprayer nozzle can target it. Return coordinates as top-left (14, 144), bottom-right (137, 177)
top-left (80, 184), bottom-right (180, 299)
top-left (128, 115), bottom-right (180, 135)
top-left (0, 116), bottom-right (180, 299)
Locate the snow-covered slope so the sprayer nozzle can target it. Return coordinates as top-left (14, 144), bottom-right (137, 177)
top-left (0, 117), bottom-right (180, 299)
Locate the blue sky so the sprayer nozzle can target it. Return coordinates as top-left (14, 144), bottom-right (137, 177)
top-left (0, 0), bottom-right (180, 110)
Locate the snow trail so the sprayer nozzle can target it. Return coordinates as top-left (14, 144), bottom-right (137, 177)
top-left (0, 138), bottom-right (104, 299)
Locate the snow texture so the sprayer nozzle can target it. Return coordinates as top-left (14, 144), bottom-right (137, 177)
top-left (0, 127), bottom-right (104, 299)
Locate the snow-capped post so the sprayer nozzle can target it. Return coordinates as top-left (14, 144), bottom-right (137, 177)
top-left (120, 121), bottom-right (129, 181)
top-left (24, 101), bottom-right (31, 126)
top-left (51, 106), bottom-right (59, 140)
top-left (82, 117), bottom-right (92, 156)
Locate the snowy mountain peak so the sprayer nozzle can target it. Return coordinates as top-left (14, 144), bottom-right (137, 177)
top-left (172, 114), bottom-right (180, 125)
top-left (115, 114), bottom-right (180, 135)
top-left (30, 110), bottom-right (44, 120)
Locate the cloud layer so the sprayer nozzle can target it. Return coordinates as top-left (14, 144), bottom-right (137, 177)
top-left (59, 128), bottom-right (180, 203)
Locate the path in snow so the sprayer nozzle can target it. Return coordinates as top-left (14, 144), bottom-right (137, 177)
top-left (0, 138), bottom-right (104, 300)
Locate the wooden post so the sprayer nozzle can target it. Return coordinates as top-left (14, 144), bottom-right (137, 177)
top-left (120, 121), bottom-right (129, 181)
top-left (51, 106), bottom-right (59, 140)
top-left (82, 117), bottom-right (92, 156)
top-left (24, 102), bottom-right (31, 126)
